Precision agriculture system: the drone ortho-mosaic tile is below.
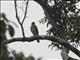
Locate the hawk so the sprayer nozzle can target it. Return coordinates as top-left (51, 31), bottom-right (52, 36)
top-left (31, 22), bottom-right (40, 43)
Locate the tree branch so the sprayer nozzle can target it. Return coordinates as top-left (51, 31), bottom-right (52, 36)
top-left (6, 35), bottom-right (80, 57)
top-left (22, 0), bottom-right (29, 24)
top-left (14, 0), bottom-right (25, 37)
top-left (14, 0), bottom-right (21, 25)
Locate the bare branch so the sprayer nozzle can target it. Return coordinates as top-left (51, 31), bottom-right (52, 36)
top-left (6, 35), bottom-right (80, 57)
top-left (14, 0), bottom-right (25, 37)
top-left (17, 5), bottom-right (25, 12)
top-left (14, 0), bottom-right (21, 25)
top-left (22, 0), bottom-right (29, 24)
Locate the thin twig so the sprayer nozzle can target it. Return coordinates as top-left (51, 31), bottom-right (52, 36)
top-left (14, 0), bottom-right (25, 37)
top-left (14, 0), bottom-right (21, 25)
top-left (22, 0), bottom-right (29, 24)
top-left (17, 5), bottom-right (25, 12)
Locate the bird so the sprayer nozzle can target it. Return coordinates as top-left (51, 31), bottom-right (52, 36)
top-left (30, 22), bottom-right (40, 43)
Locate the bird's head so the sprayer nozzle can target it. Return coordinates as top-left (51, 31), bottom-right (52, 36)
top-left (32, 22), bottom-right (35, 25)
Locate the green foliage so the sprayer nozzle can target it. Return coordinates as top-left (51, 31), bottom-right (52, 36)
top-left (0, 13), bottom-right (15, 60)
top-left (8, 25), bottom-right (15, 37)
top-left (0, 20), bottom-right (7, 41)
top-left (25, 55), bottom-right (35, 60)
top-left (12, 51), bottom-right (25, 60)
top-left (1, 13), bottom-right (9, 22)
top-left (11, 51), bottom-right (42, 60)
top-left (65, 15), bottom-right (80, 44)
top-left (0, 20), bottom-right (6, 33)
top-left (0, 13), bottom-right (15, 38)
top-left (0, 13), bottom-right (15, 42)
top-left (39, 0), bottom-right (80, 49)
top-left (37, 57), bottom-right (42, 60)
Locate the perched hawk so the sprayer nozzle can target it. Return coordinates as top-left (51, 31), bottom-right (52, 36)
top-left (31, 22), bottom-right (40, 43)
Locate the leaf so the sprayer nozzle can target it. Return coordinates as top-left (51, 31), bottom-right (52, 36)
top-left (1, 13), bottom-right (9, 22)
top-left (8, 25), bottom-right (15, 37)
top-left (0, 20), bottom-right (6, 33)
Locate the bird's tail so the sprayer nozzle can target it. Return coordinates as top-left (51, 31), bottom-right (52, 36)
top-left (37, 39), bottom-right (40, 43)
top-left (36, 35), bottom-right (40, 43)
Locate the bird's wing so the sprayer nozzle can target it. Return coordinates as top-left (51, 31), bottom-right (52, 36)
top-left (34, 25), bottom-right (39, 35)
top-left (31, 24), bottom-right (39, 36)
top-left (34, 25), bottom-right (40, 43)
